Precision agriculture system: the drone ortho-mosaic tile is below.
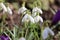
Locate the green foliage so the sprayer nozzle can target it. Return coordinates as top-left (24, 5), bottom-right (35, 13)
top-left (0, 0), bottom-right (5, 2)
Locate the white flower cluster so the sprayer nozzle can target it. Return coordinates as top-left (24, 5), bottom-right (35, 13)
top-left (0, 2), bottom-right (43, 24)
top-left (22, 14), bottom-right (43, 23)
top-left (0, 3), bottom-right (43, 23)
top-left (21, 7), bottom-right (43, 23)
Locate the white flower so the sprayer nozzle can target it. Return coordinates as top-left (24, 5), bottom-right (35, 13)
top-left (32, 7), bottom-right (43, 17)
top-left (18, 6), bottom-right (27, 14)
top-left (28, 15), bottom-right (35, 23)
top-left (42, 27), bottom-right (54, 40)
top-left (22, 14), bottom-right (35, 23)
top-left (7, 7), bottom-right (12, 15)
top-left (19, 37), bottom-right (26, 40)
top-left (34, 15), bottom-right (43, 23)
top-left (0, 3), bottom-right (7, 13)
top-left (22, 14), bottom-right (29, 22)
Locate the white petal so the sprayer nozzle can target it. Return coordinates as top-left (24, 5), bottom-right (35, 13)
top-left (32, 7), bottom-right (38, 13)
top-left (32, 7), bottom-right (38, 17)
top-left (22, 14), bottom-right (35, 23)
top-left (18, 7), bottom-right (27, 14)
top-left (38, 8), bottom-right (43, 14)
top-left (34, 15), bottom-right (43, 23)
top-left (22, 14), bottom-right (28, 22)
top-left (32, 7), bottom-right (43, 17)
top-left (0, 3), bottom-right (7, 12)
top-left (7, 7), bottom-right (12, 15)
top-left (34, 15), bottom-right (40, 23)
top-left (48, 27), bottom-right (54, 36)
top-left (39, 16), bottom-right (43, 23)
top-left (19, 37), bottom-right (26, 40)
top-left (42, 27), bottom-right (49, 40)
top-left (28, 15), bottom-right (35, 23)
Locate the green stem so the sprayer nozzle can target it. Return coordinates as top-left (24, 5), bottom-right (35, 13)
top-left (40, 27), bottom-right (43, 40)
top-left (22, 29), bottom-right (24, 37)
top-left (34, 1), bottom-right (37, 7)
top-left (13, 27), bottom-right (16, 40)
top-left (25, 28), bottom-right (28, 38)
top-left (22, 2), bottom-right (25, 7)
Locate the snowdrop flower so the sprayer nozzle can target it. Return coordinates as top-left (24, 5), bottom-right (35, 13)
top-left (19, 37), bottom-right (26, 40)
top-left (22, 14), bottom-right (29, 22)
top-left (34, 15), bottom-right (43, 23)
top-left (42, 27), bottom-right (54, 40)
top-left (28, 15), bottom-right (35, 23)
top-left (0, 3), bottom-right (7, 13)
top-left (18, 6), bottom-right (27, 14)
top-left (22, 14), bottom-right (35, 23)
top-left (7, 7), bottom-right (13, 15)
top-left (32, 7), bottom-right (43, 17)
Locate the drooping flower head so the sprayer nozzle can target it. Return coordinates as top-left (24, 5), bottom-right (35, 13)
top-left (42, 27), bottom-right (54, 40)
top-left (22, 14), bottom-right (35, 23)
top-left (6, 3), bottom-right (13, 15)
top-left (18, 2), bottom-right (27, 15)
top-left (0, 2), bottom-right (7, 13)
top-left (7, 7), bottom-right (13, 15)
top-left (34, 15), bottom-right (43, 23)
top-left (32, 7), bottom-right (43, 17)
top-left (18, 6), bottom-right (27, 14)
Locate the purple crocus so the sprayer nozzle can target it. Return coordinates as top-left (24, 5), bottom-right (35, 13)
top-left (0, 34), bottom-right (10, 40)
top-left (51, 9), bottom-right (60, 25)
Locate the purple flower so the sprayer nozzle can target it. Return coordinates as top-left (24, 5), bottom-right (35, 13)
top-left (51, 9), bottom-right (60, 25)
top-left (0, 34), bottom-right (10, 40)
